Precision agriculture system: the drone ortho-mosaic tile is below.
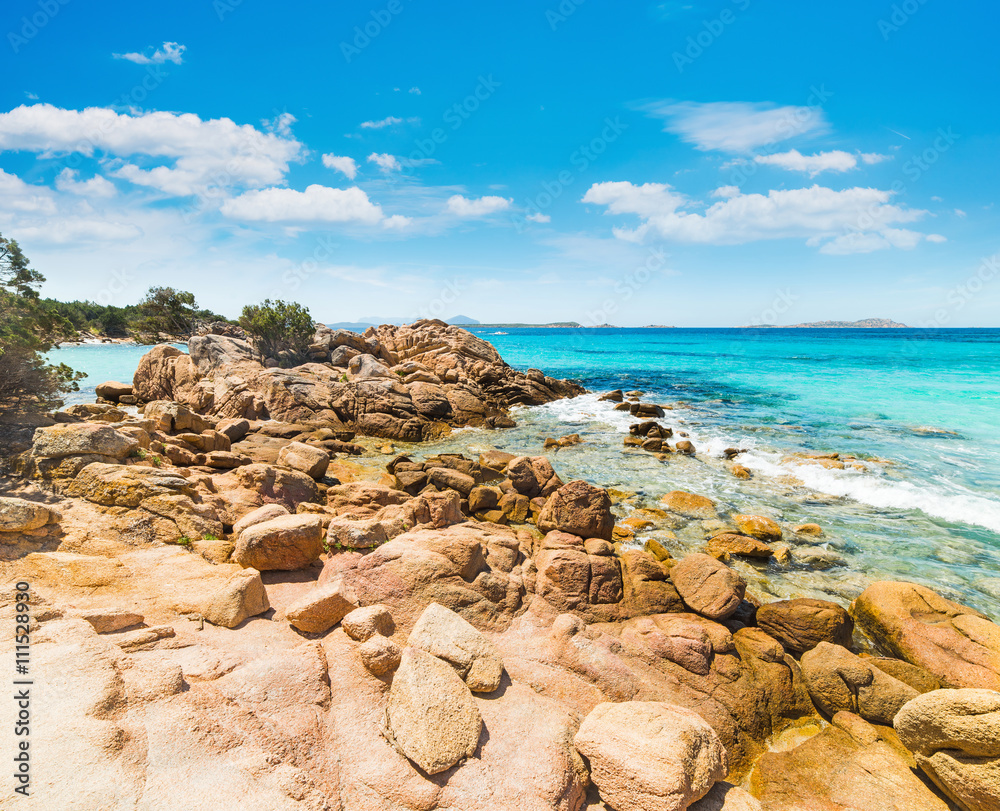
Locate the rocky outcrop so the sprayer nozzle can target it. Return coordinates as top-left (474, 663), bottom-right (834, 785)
top-left (756, 598), bottom-right (854, 654)
top-left (852, 581), bottom-right (1000, 689)
top-left (895, 689), bottom-right (1000, 811)
top-left (130, 321), bottom-right (585, 441)
top-left (751, 711), bottom-right (952, 810)
top-left (536, 480), bottom-right (614, 541)
top-left (232, 514), bottom-right (325, 571)
top-left (574, 701), bottom-right (728, 811)
top-left (670, 554), bottom-right (746, 621)
top-left (800, 642), bottom-right (918, 725)
top-left (407, 602), bottom-right (505, 692)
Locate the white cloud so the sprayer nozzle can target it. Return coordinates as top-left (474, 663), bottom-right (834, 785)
top-left (55, 168), bottom-right (116, 198)
top-left (860, 152), bottom-right (891, 165)
top-left (0, 104), bottom-right (304, 197)
top-left (583, 180), bottom-right (931, 254)
top-left (360, 116), bottom-right (403, 129)
top-left (446, 194), bottom-right (512, 217)
top-left (643, 100), bottom-right (829, 153)
top-left (113, 41), bottom-right (186, 65)
top-left (383, 214), bottom-right (412, 229)
top-left (526, 212), bottom-right (551, 223)
top-left (24, 92), bottom-right (38, 100)
top-left (220, 184), bottom-right (385, 224)
top-left (0, 168), bottom-right (56, 214)
top-left (954, 208), bottom-right (967, 217)
top-left (322, 153), bottom-right (358, 179)
top-left (754, 149), bottom-right (858, 177)
top-left (367, 152), bottom-right (401, 172)
top-left (925, 233), bottom-right (947, 243)
top-left (408, 87), bottom-right (421, 95)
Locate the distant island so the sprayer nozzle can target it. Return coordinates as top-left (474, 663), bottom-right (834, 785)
top-left (744, 318), bottom-right (909, 329)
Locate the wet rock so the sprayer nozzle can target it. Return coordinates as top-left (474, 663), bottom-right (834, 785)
top-left (675, 440), bottom-right (696, 455)
top-left (705, 533), bottom-right (773, 560)
top-left (852, 581), bottom-right (1000, 690)
top-left (801, 642), bottom-right (918, 724)
top-left (661, 490), bottom-right (719, 519)
top-left (574, 701), bottom-right (728, 811)
top-left (407, 602), bottom-right (504, 692)
top-left (670, 553), bottom-right (746, 620)
top-left (385, 647), bottom-right (482, 775)
top-left (598, 389), bottom-right (624, 402)
top-left (794, 522), bottom-right (824, 536)
top-left (537, 479), bottom-right (614, 541)
top-left (732, 514), bottom-right (782, 542)
top-left (233, 514), bottom-right (325, 571)
top-left (756, 598), bottom-right (854, 654)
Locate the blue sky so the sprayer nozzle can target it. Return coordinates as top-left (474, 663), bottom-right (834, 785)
top-left (1, 0), bottom-right (998, 326)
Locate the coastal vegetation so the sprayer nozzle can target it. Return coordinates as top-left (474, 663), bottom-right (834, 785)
top-left (0, 232), bottom-right (84, 417)
top-left (238, 298), bottom-right (315, 365)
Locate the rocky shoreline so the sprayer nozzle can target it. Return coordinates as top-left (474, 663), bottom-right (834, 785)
top-left (1, 322), bottom-right (997, 810)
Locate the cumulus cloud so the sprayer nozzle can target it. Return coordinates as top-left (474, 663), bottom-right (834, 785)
top-left (860, 152), bottom-right (891, 165)
top-left (360, 116), bottom-right (403, 129)
top-left (367, 152), bottom-right (401, 172)
top-left (322, 153), bottom-right (358, 179)
top-left (526, 212), bottom-right (551, 223)
top-left (0, 104), bottom-right (304, 196)
top-left (642, 100), bottom-right (829, 153)
top-left (55, 168), bottom-right (116, 198)
top-left (113, 42), bottom-right (186, 65)
top-left (0, 168), bottom-right (56, 214)
top-left (582, 180), bottom-right (932, 254)
top-left (754, 149), bottom-right (858, 176)
top-left (446, 194), bottom-right (512, 217)
top-left (220, 184), bottom-right (385, 224)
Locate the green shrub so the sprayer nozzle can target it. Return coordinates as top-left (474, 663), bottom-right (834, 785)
top-left (239, 299), bottom-right (315, 363)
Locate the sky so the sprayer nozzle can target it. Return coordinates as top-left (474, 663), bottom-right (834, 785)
top-left (1, 0), bottom-right (999, 327)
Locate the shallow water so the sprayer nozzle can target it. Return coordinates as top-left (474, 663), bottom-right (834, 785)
top-left (47, 329), bottom-right (1000, 615)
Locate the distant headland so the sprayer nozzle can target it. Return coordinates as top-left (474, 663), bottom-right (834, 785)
top-left (744, 318), bottom-right (909, 329)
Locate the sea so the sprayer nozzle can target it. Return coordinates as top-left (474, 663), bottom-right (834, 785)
top-left (48, 328), bottom-right (1000, 615)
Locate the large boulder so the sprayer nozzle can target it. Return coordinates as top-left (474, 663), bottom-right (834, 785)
top-left (536, 479), bottom-right (614, 541)
top-left (670, 554), bottom-right (746, 620)
top-left (505, 456), bottom-right (563, 498)
top-left (756, 598), bottom-right (854, 654)
top-left (275, 441), bottom-right (330, 480)
top-left (800, 642), bottom-right (918, 725)
top-left (573, 701), bottom-right (728, 811)
top-left (385, 646), bottom-right (483, 774)
top-left (66, 463), bottom-right (193, 507)
top-left (852, 581), bottom-right (1000, 690)
top-left (407, 602), bottom-right (504, 692)
top-left (24, 423), bottom-right (140, 477)
top-left (895, 689), bottom-right (1000, 811)
top-left (751, 711), bottom-right (952, 811)
top-left (232, 514), bottom-right (325, 571)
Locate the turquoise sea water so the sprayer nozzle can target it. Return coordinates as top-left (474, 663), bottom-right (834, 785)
top-left (48, 330), bottom-right (1000, 614)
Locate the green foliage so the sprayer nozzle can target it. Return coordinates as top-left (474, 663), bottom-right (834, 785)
top-left (0, 233), bottom-right (85, 418)
top-left (133, 286), bottom-right (199, 338)
top-left (202, 534), bottom-right (220, 541)
top-left (176, 536), bottom-right (192, 547)
top-left (239, 299), bottom-right (315, 364)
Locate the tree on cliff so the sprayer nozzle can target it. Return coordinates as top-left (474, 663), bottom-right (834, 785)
top-left (133, 286), bottom-right (199, 338)
top-left (0, 233), bottom-right (84, 417)
top-left (239, 299), bottom-right (315, 365)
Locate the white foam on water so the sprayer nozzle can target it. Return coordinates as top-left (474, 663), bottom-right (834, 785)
top-left (526, 393), bottom-right (1000, 534)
